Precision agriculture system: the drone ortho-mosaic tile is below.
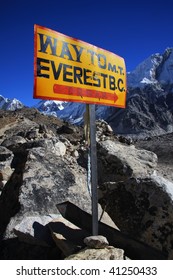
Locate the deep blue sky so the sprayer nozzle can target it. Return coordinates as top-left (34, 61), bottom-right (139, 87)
top-left (1, 0), bottom-right (173, 106)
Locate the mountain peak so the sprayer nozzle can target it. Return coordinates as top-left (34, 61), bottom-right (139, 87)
top-left (156, 47), bottom-right (173, 87)
top-left (127, 47), bottom-right (173, 90)
top-left (0, 95), bottom-right (24, 111)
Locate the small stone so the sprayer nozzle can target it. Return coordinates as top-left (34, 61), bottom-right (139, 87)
top-left (84, 235), bottom-right (109, 249)
top-left (55, 141), bottom-right (66, 156)
top-left (71, 150), bottom-right (79, 158)
top-left (106, 124), bottom-right (113, 133)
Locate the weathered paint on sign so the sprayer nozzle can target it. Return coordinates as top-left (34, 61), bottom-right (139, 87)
top-left (34, 25), bottom-right (127, 107)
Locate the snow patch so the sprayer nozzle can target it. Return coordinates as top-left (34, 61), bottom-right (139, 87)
top-left (140, 77), bottom-right (154, 84)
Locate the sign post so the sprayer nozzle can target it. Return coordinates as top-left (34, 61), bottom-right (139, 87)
top-left (33, 24), bottom-right (127, 236)
top-left (89, 104), bottom-right (98, 235)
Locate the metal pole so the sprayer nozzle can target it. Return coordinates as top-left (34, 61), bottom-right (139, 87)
top-left (89, 104), bottom-right (98, 235)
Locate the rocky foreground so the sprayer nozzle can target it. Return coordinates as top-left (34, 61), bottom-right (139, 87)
top-left (0, 108), bottom-right (173, 259)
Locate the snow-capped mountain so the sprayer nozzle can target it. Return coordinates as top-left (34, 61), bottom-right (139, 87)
top-left (127, 48), bottom-right (173, 90)
top-left (107, 47), bottom-right (173, 137)
top-left (34, 100), bottom-right (68, 117)
top-left (0, 95), bottom-right (24, 110)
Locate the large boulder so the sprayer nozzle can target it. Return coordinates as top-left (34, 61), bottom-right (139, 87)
top-left (1, 144), bottom-right (91, 240)
top-left (99, 172), bottom-right (173, 259)
top-left (97, 139), bottom-right (173, 259)
top-left (97, 140), bottom-right (158, 183)
top-left (0, 136), bottom-right (115, 241)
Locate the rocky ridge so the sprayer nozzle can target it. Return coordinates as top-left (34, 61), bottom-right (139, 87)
top-left (0, 108), bottom-right (173, 259)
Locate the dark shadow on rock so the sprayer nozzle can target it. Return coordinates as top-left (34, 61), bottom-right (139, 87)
top-left (57, 201), bottom-right (168, 260)
top-left (0, 237), bottom-right (62, 260)
top-left (0, 151), bottom-right (28, 240)
top-left (32, 222), bottom-right (55, 246)
top-left (57, 125), bottom-right (74, 135)
top-left (48, 221), bottom-right (89, 246)
top-left (77, 149), bottom-right (87, 169)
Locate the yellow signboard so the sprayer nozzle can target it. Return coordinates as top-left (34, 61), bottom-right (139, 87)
top-left (34, 25), bottom-right (127, 107)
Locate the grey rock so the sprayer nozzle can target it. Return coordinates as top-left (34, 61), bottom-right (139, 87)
top-left (98, 140), bottom-right (158, 183)
top-left (0, 146), bottom-right (13, 161)
top-left (84, 235), bottom-right (109, 249)
top-left (1, 136), bottom-right (26, 151)
top-left (3, 145), bottom-right (92, 239)
top-left (99, 173), bottom-right (173, 259)
top-left (0, 146), bottom-right (14, 189)
top-left (54, 141), bottom-right (66, 156)
top-left (65, 246), bottom-right (125, 260)
top-left (106, 124), bottom-right (113, 133)
top-left (2, 118), bottom-right (39, 139)
top-left (25, 129), bottom-right (39, 140)
top-left (0, 166), bottom-right (14, 183)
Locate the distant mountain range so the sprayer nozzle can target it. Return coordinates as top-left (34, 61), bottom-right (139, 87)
top-left (1, 47), bottom-right (173, 138)
top-left (0, 95), bottom-right (24, 111)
